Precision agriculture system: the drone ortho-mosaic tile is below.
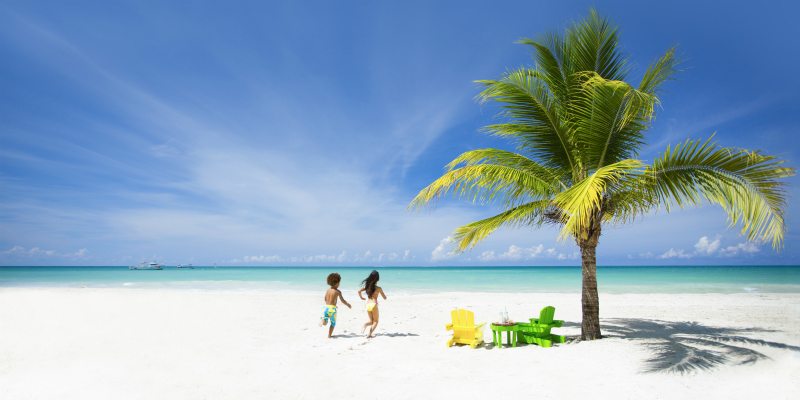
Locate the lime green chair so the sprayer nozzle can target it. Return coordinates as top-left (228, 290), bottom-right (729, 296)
top-left (517, 306), bottom-right (565, 348)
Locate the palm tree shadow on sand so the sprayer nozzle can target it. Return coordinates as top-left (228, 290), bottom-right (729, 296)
top-left (563, 319), bottom-right (800, 374)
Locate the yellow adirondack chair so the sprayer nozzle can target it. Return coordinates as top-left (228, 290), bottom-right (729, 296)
top-left (445, 308), bottom-right (485, 348)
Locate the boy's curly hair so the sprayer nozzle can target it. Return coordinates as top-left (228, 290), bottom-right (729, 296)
top-left (326, 272), bottom-right (341, 286)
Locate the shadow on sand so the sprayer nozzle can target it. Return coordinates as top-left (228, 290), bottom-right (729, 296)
top-left (330, 332), bottom-right (363, 338)
top-left (331, 331), bottom-right (420, 339)
top-left (563, 319), bottom-right (800, 374)
top-left (373, 332), bottom-right (420, 338)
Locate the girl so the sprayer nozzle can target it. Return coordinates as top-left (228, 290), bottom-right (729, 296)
top-left (358, 270), bottom-right (387, 338)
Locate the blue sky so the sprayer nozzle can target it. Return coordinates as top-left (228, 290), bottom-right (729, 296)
top-left (1, 0), bottom-right (798, 266)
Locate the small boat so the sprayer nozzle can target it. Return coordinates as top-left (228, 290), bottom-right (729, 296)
top-left (129, 262), bottom-right (163, 270)
top-left (176, 264), bottom-right (194, 269)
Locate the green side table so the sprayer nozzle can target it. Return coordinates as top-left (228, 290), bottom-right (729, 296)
top-left (490, 323), bottom-right (519, 348)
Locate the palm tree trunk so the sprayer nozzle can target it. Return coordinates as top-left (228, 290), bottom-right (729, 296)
top-left (579, 226), bottom-right (602, 340)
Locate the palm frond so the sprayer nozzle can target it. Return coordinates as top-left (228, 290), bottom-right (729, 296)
top-left (445, 148), bottom-right (568, 190)
top-left (476, 68), bottom-right (577, 172)
top-left (639, 47), bottom-right (678, 95)
top-left (602, 175), bottom-right (660, 225)
top-left (649, 137), bottom-right (795, 247)
top-left (409, 163), bottom-right (557, 209)
top-left (555, 159), bottom-right (644, 239)
top-left (517, 37), bottom-right (568, 101)
top-left (453, 200), bottom-right (562, 250)
top-left (566, 9), bottom-right (628, 81)
top-left (572, 72), bottom-right (659, 168)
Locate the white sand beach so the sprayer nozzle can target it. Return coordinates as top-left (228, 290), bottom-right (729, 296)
top-left (1, 288), bottom-right (799, 399)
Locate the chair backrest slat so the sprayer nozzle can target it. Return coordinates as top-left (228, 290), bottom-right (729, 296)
top-left (539, 306), bottom-right (555, 324)
top-left (452, 308), bottom-right (474, 327)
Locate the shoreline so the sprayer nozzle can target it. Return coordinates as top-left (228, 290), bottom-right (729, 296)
top-left (3, 265), bottom-right (799, 295)
top-left (3, 284), bottom-right (800, 295)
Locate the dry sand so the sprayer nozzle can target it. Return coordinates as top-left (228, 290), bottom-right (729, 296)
top-left (1, 288), bottom-right (799, 399)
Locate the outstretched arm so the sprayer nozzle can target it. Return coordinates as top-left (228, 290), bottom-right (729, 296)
top-left (379, 287), bottom-right (387, 300)
top-left (357, 288), bottom-right (366, 300)
top-left (338, 290), bottom-right (351, 308)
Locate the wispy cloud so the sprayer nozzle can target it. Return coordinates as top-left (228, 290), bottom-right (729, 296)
top-left (431, 237), bottom-right (458, 261)
top-left (2, 245), bottom-right (89, 259)
top-left (694, 235), bottom-right (721, 255)
top-left (658, 248), bottom-right (693, 259)
top-left (478, 244), bottom-right (577, 262)
top-left (655, 235), bottom-right (760, 260)
top-left (718, 242), bottom-right (760, 257)
top-left (232, 249), bottom-right (413, 265)
top-left (430, 238), bottom-right (578, 264)
top-left (643, 96), bottom-right (778, 157)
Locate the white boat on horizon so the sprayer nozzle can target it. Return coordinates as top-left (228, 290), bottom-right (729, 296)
top-left (176, 264), bottom-right (194, 269)
top-left (129, 262), bottom-right (163, 270)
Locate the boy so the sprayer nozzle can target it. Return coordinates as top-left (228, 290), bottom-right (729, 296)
top-left (320, 272), bottom-right (351, 338)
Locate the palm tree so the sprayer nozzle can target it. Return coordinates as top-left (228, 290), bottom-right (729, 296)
top-left (410, 10), bottom-right (794, 340)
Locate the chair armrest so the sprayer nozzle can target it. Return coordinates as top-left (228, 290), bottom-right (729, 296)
top-left (445, 323), bottom-right (453, 330)
top-left (475, 322), bottom-right (486, 330)
top-left (530, 318), bottom-right (563, 327)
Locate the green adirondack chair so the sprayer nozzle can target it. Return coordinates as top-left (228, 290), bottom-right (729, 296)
top-left (517, 306), bottom-right (565, 348)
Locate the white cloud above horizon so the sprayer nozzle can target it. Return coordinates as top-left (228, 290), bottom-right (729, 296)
top-left (231, 249), bottom-right (414, 265)
top-left (430, 237), bottom-right (458, 261)
top-left (2, 245), bottom-right (89, 259)
top-left (429, 236), bottom-right (579, 264)
top-left (479, 244), bottom-right (578, 262)
top-left (656, 235), bottom-right (760, 260)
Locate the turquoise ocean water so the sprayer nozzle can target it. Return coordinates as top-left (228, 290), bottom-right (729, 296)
top-left (1, 266), bottom-right (799, 294)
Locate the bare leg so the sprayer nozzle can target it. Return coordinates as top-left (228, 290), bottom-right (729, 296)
top-left (368, 307), bottom-right (380, 338)
top-left (328, 324), bottom-right (334, 338)
top-left (363, 309), bottom-right (374, 335)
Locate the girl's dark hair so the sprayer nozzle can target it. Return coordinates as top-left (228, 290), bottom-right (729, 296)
top-left (362, 270), bottom-right (380, 298)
